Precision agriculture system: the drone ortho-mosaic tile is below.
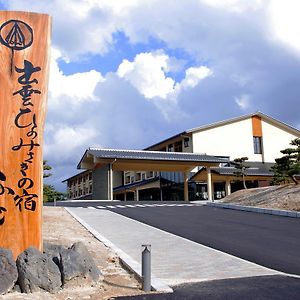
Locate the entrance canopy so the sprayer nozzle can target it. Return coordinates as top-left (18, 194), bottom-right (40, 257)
top-left (77, 148), bottom-right (227, 172)
top-left (77, 148), bottom-right (228, 201)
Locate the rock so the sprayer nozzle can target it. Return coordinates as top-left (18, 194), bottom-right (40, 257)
top-left (43, 242), bottom-right (102, 285)
top-left (11, 283), bottom-right (21, 293)
top-left (43, 242), bottom-right (64, 269)
top-left (67, 242), bottom-right (102, 281)
top-left (16, 247), bottom-right (62, 293)
top-left (0, 248), bottom-right (18, 295)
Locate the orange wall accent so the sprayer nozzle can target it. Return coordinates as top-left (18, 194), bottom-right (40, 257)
top-left (0, 11), bottom-right (51, 259)
top-left (252, 116), bottom-right (262, 137)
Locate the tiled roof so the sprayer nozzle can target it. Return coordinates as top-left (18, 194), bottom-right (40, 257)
top-left (87, 148), bottom-right (228, 163)
top-left (190, 162), bottom-right (274, 180)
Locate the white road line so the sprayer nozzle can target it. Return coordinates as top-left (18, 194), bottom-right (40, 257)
top-left (143, 204), bottom-right (154, 207)
top-left (116, 205), bottom-right (127, 208)
top-left (125, 205), bottom-right (136, 208)
top-left (106, 205), bottom-right (116, 209)
top-left (96, 206), bottom-right (106, 209)
top-left (87, 206), bottom-right (96, 209)
top-left (135, 204), bottom-right (146, 207)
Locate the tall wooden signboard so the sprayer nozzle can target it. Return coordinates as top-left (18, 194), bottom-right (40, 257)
top-left (0, 11), bottom-right (51, 259)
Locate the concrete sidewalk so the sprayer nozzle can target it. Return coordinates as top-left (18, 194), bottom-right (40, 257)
top-left (66, 207), bottom-right (279, 288)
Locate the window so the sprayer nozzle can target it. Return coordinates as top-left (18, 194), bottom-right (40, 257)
top-left (135, 172), bottom-right (141, 181)
top-left (167, 144), bottom-right (173, 152)
top-left (141, 173), bottom-right (146, 180)
top-left (89, 172), bottom-right (92, 180)
top-left (253, 136), bottom-right (262, 154)
top-left (125, 175), bottom-right (131, 184)
top-left (184, 137), bottom-right (190, 147)
top-left (147, 171), bottom-right (154, 178)
top-left (174, 141), bottom-right (183, 152)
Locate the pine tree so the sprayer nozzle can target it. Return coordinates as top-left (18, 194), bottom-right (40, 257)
top-left (43, 160), bottom-right (52, 178)
top-left (233, 157), bottom-right (249, 189)
top-left (272, 138), bottom-right (300, 185)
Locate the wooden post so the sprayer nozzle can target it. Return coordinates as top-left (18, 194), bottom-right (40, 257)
top-left (207, 167), bottom-right (213, 201)
top-left (184, 171), bottom-right (189, 202)
top-left (0, 11), bottom-right (51, 259)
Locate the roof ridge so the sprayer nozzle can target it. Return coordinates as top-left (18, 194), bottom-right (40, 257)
top-left (89, 148), bottom-right (208, 156)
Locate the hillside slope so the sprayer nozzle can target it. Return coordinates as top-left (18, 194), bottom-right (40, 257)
top-left (223, 184), bottom-right (300, 211)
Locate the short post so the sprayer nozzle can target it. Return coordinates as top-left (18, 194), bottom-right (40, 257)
top-left (141, 244), bottom-right (151, 292)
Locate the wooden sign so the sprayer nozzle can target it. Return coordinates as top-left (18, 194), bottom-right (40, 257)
top-left (0, 11), bottom-right (51, 259)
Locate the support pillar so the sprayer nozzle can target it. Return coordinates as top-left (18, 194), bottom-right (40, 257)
top-left (136, 189), bottom-right (139, 202)
top-left (184, 171), bottom-right (189, 202)
top-left (225, 179), bottom-right (231, 196)
top-left (108, 163), bottom-right (113, 200)
top-left (207, 167), bottom-right (213, 201)
top-left (124, 192), bottom-right (127, 201)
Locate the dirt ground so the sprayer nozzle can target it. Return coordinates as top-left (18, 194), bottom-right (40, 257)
top-left (1, 207), bottom-right (145, 300)
top-left (223, 184), bottom-right (300, 211)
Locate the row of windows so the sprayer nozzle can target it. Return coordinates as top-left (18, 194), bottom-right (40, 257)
top-left (69, 184), bottom-right (92, 198)
top-left (68, 172), bottom-right (92, 187)
top-left (158, 137), bottom-right (190, 152)
top-left (125, 171), bottom-right (157, 185)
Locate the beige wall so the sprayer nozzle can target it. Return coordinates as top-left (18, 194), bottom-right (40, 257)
top-left (192, 118), bottom-right (263, 161)
top-left (192, 117), bottom-right (299, 162)
top-left (261, 120), bottom-right (299, 162)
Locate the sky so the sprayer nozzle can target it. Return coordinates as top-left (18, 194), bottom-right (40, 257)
top-left (1, 0), bottom-right (300, 191)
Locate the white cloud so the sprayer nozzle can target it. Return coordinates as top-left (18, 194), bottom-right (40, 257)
top-left (268, 0), bottom-right (300, 54)
top-left (49, 48), bottom-right (103, 104)
top-left (179, 66), bottom-right (212, 89)
top-left (117, 51), bottom-right (175, 99)
top-left (200, 0), bottom-right (263, 13)
top-left (235, 94), bottom-right (251, 110)
top-left (45, 124), bottom-right (98, 161)
top-left (117, 51), bottom-right (212, 101)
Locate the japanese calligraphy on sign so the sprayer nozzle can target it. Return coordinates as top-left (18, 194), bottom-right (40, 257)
top-left (0, 11), bottom-right (51, 258)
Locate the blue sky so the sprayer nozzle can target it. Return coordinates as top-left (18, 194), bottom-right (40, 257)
top-left (1, 0), bottom-right (300, 191)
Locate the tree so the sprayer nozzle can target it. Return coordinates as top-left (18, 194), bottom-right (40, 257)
top-left (43, 184), bottom-right (66, 202)
top-left (272, 138), bottom-right (300, 185)
top-left (43, 160), bottom-right (66, 202)
top-left (233, 157), bottom-right (249, 189)
top-left (43, 160), bottom-right (52, 178)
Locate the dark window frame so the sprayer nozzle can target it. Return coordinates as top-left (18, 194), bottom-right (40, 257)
top-left (253, 136), bottom-right (262, 154)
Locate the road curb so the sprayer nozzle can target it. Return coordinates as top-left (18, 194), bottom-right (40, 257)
top-left (206, 202), bottom-right (300, 218)
top-left (65, 207), bottom-right (173, 294)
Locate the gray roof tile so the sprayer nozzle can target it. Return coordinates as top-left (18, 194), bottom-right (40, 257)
top-left (87, 148), bottom-right (228, 163)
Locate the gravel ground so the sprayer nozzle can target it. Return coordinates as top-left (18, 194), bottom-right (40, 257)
top-left (223, 184), bottom-right (300, 211)
top-left (1, 207), bottom-right (146, 300)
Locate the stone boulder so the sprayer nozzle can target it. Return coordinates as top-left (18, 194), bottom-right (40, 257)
top-left (0, 248), bottom-right (18, 295)
top-left (44, 242), bottom-right (102, 284)
top-left (16, 247), bottom-right (62, 293)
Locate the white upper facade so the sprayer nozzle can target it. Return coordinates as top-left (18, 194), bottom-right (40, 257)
top-left (189, 112), bottom-right (299, 162)
top-left (146, 112), bottom-right (300, 163)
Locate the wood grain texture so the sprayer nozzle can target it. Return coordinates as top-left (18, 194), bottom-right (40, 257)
top-left (252, 116), bottom-right (262, 137)
top-left (0, 11), bottom-right (51, 259)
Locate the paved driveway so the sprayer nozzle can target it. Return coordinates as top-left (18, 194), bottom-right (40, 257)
top-left (102, 204), bottom-right (300, 276)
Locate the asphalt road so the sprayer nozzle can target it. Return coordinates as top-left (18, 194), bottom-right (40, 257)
top-left (104, 204), bottom-right (300, 276)
top-left (115, 275), bottom-right (300, 300)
